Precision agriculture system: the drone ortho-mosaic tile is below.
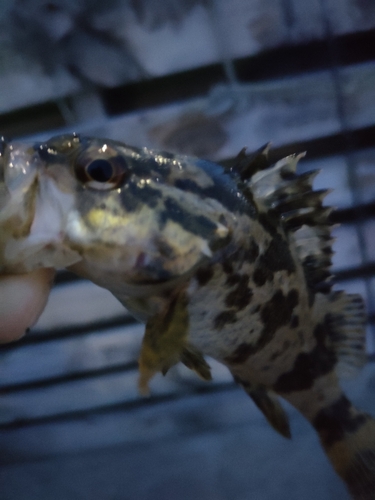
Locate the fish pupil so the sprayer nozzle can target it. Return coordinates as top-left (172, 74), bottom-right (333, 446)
top-left (87, 159), bottom-right (114, 183)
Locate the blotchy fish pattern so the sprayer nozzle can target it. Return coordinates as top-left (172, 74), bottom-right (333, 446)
top-left (0, 134), bottom-right (373, 498)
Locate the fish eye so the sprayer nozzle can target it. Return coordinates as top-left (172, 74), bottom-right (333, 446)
top-left (86, 159), bottom-right (114, 183)
top-left (74, 153), bottom-right (131, 190)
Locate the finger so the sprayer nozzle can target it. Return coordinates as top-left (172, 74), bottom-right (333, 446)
top-left (0, 268), bottom-right (56, 343)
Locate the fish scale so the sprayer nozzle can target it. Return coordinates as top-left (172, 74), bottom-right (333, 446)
top-left (0, 134), bottom-right (373, 499)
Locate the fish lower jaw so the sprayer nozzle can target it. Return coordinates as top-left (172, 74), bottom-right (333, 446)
top-left (3, 235), bottom-right (82, 273)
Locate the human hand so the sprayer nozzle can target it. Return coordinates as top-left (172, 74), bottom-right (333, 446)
top-left (0, 268), bottom-right (55, 343)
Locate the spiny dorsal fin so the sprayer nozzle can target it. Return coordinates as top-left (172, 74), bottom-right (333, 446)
top-left (233, 376), bottom-right (291, 438)
top-left (244, 151), bottom-right (335, 293)
top-left (247, 153), bottom-right (308, 213)
top-left (227, 143), bottom-right (271, 180)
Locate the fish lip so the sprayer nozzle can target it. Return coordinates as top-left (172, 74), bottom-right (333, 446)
top-left (2, 141), bottom-right (41, 195)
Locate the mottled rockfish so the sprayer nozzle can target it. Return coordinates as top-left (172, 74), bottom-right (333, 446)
top-left (0, 134), bottom-right (374, 499)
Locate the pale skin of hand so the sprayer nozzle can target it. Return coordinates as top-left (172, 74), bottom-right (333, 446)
top-left (0, 268), bottom-right (55, 343)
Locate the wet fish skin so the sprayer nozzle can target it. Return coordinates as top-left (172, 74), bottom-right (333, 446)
top-left (0, 134), bottom-right (373, 499)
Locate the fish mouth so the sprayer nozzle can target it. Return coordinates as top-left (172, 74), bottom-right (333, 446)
top-left (0, 140), bottom-right (40, 196)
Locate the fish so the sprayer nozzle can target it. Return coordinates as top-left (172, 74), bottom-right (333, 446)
top-left (0, 133), bottom-right (374, 499)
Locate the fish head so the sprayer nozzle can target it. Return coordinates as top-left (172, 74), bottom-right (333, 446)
top-left (0, 136), bottom-right (39, 211)
top-left (0, 134), bottom-right (82, 274)
top-left (0, 134), bottom-right (232, 294)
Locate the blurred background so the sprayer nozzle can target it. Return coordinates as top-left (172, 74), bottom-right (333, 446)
top-left (0, 1), bottom-right (375, 498)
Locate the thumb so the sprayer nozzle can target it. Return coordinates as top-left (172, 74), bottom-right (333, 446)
top-left (0, 268), bottom-right (56, 343)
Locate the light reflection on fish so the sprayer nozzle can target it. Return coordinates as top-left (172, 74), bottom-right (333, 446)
top-left (0, 134), bottom-right (373, 499)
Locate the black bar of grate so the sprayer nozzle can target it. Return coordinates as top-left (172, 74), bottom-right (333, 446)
top-left (0, 101), bottom-right (66, 138)
top-left (0, 382), bottom-right (236, 430)
top-left (235, 28), bottom-right (375, 83)
top-left (0, 361), bottom-right (139, 394)
top-left (0, 314), bottom-right (138, 351)
top-left (331, 201), bottom-right (375, 224)
top-left (334, 263), bottom-right (375, 282)
top-left (101, 63), bottom-right (227, 115)
top-left (1, 28), bottom-right (375, 138)
top-left (102, 28), bottom-right (375, 116)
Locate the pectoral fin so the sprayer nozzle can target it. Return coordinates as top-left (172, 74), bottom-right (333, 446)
top-left (181, 345), bottom-right (212, 381)
top-left (138, 291), bottom-right (189, 395)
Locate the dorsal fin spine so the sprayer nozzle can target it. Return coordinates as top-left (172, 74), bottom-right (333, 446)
top-left (238, 147), bottom-right (335, 294)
